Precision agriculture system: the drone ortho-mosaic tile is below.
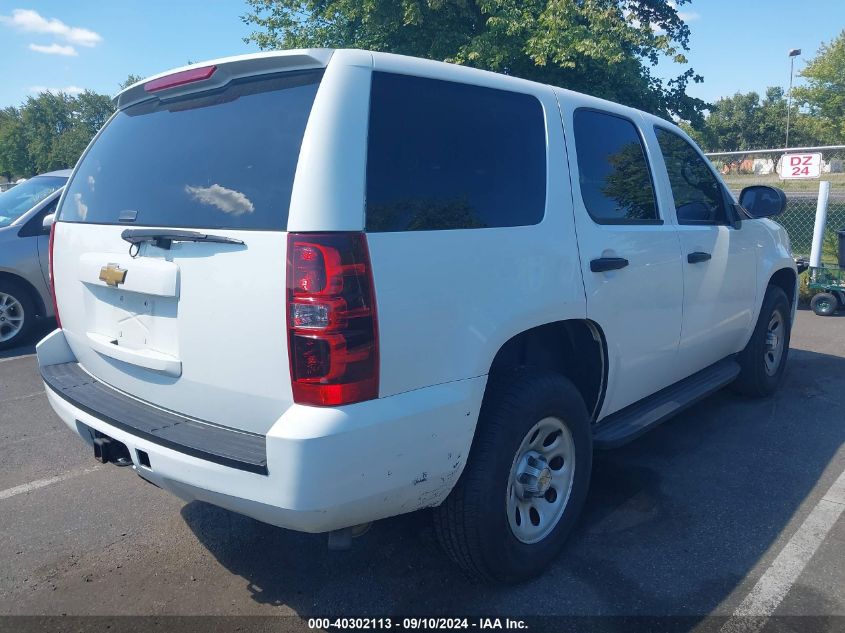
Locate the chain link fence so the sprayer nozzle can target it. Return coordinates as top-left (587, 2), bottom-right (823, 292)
top-left (707, 145), bottom-right (845, 260)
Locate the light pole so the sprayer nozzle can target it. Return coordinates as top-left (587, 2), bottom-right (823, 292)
top-left (785, 48), bottom-right (801, 149)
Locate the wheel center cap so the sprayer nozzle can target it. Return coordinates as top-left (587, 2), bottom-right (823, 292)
top-left (766, 332), bottom-right (779, 350)
top-left (536, 468), bottom-right (552, 494)
top-left (516, 453), bottom-right (552, 498)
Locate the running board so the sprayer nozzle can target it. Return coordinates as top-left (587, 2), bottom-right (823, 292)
top-left (592, 358), bottom-right (740, 449)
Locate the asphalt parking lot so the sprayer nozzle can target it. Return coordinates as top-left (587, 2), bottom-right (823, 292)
top-left (0, 311), bottom-right (843, 628)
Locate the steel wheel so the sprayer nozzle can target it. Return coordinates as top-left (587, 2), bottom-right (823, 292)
top-left (0, 292), bottom-right (25, 344)
top-left (764, 309), bottom-right (785, 376)
top-left (506, 416), bottom-right (576, 544)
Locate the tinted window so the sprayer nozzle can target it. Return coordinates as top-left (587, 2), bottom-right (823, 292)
top-left (366, 73), bottom-right (546, 232)
top-left (655, 127), bottom-right (727, 225)
top-left (0, 176), bottom-right (66, 227)
top-left (59, 71), bottom-right (322, 230)
top-left (573, 110), bottom-right (658, 223)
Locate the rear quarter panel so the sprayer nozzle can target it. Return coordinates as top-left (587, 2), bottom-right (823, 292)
top-left (364, 55), bottom-right (586, 397)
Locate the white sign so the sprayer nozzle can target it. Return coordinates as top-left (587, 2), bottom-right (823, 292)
top-left (780, 152), bottom-right (822, 179)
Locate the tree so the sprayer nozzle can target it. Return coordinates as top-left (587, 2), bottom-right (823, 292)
top-left (72, 91), bottom-right (115, 136)
top-left (0, 90), bottom-right (115, 179)
top-left (682, 87), bottom-right (823, 152)
top-left (119, 74), bottom-right (144, 90)
top-left (688, 91), bottom-right (761, 151)
top-left (793, 30), bottom-right (845, 144)
top-left (242, 0), bottom-right (707, 122)
top-left (0, 107), bottom-right (30, 179)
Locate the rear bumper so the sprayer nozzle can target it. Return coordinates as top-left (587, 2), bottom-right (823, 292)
top-left (37, 329), bottom-right (486, 533)
top-left (41, 361), bottom-right (268, 474)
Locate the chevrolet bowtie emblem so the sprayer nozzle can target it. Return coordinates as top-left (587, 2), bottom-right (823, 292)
top-left (99, 264), bottom-right (127, 287)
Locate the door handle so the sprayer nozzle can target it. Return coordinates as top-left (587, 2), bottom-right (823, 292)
top-left (590, 257), bottom-right (629, 273)
top-left (687, 251), bottom-right (711, 264)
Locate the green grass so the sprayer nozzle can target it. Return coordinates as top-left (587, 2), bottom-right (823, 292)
top-left (722, 173), bottom-right (845, 193)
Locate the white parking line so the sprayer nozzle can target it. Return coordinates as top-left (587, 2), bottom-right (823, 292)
top-left (0, 466), bottom-right (102, 501)
top-left (721, 466), bottom-right (845, 633)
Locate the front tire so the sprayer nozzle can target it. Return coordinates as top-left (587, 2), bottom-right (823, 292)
top-left (0, 281), bottom-right (36, 351)
top-left (433, 369), bottom-right (592, 582)
top-left (732, 286), bottom-right (791, 397)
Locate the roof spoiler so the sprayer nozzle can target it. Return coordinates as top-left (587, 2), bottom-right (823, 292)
top-left (114, 48), bottom-right (335, 110)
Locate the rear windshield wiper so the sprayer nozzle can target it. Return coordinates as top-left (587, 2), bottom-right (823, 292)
top-left (121, 229), bottom-right (245, 250)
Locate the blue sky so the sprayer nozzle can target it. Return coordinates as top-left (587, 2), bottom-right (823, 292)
top-left (1, 0), bottom-right (843, 109)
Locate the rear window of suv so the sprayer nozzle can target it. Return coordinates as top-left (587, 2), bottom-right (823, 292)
top-left (59, 70), bottom-right (322, 230)
top-left (365, 72), bottom-right (546, 232)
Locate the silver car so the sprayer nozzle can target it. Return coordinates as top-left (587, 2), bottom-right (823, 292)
top-left (0, 170), bottom-right (70, 349)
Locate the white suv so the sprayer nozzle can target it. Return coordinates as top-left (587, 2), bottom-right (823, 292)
top-left (38, 49), bottom-right (796, 582)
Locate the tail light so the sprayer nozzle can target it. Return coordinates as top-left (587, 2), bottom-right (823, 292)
top-left (287, 233), bottom-right (379, 406)
top-left (48, 221), bottom-right (61, 328)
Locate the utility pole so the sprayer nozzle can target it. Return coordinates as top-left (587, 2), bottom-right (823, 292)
top-left (785, 48), bottom-right (801, 149)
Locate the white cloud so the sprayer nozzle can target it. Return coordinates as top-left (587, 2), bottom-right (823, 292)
top-left (28, 42), bottom-right (77, 56)
top-left (0, 9), bottom-right (102, 47)
top-left (29, 85), bottom-right (85, 96)
top-left (669, 2), bottom-right (700, 22)
top-left (185, 184), bottom-right (255, 216)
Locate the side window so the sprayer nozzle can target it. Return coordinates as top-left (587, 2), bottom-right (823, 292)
top-left (655, 127), bottom-right (727, 225)
top-left (365, 72), bottom-right (546, 232)
top-left (573, 109), bottom-right (659, 224)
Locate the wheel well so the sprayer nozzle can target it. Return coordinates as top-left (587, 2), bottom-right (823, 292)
top-left (769, 268), bottom-right (797, 309)
top-left (0, 271), bottom-right (47, 317)
top-left (488, 320), bottom-right (607, 422)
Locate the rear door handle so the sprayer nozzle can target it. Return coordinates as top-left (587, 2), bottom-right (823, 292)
top-left (590, 257), bottom-right (629, 273)
top-left (687, 251), bottom-right (712, 264)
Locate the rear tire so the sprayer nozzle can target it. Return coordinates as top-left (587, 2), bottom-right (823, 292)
top-left (732, 286), bottom-right (791, 397)
top-left (0, 280), bottom-right (36, 351)
top-left (433, 368), bottom-right (592, 583)
top-left (810, 292), bottom-right (838, 316)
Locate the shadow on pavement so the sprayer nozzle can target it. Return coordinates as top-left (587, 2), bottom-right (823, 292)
top-left (0, 319), bottom-right (56, 359)
top-left (181, 346), bottom-right (845, 617)
top-left (0, 320), bottom-right (55, 360)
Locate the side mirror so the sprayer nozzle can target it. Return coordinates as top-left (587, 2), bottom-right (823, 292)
top-left (42, 213), bottom-right (55, 232)
top-left (739, 185), bottom-right (787, 219)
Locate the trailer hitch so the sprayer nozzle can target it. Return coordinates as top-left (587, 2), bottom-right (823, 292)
top-left (92, 433), bottom-right (133, 467)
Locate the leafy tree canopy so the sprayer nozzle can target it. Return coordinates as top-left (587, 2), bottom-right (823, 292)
top-left (793, 30), bottom-right (845, 144)
top-left (0, 90), bottom-right (114, 180)
top-left (681, 87), bottom-right (824, 152)
top-left (119, 74), bottom-right (145, 90)
top-left (242, 0), bottom-right (707, 122)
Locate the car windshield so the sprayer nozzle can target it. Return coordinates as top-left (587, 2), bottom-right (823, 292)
top-left (0, 176), bottom-right (67, 228)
